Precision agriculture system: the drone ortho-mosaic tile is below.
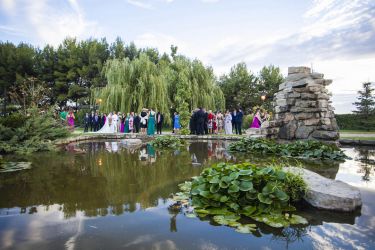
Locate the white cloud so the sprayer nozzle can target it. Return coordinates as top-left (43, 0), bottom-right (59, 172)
top-left (127, 0), bottom-right (153, 9)
top-left (0, 0), bottom-right (15, 13)
top-left (1, 0), bottom-right (101, 46)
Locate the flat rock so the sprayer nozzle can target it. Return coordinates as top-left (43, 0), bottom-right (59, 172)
top-left (122, 139), bottom-right (142, 145)
top-left (285, 167), bottom-right (362, 212)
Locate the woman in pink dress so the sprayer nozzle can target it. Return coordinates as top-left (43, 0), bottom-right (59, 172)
top-left (250, 109), bottom-right (261, 128)
top-left (67, 110), bottom-right (75, 131)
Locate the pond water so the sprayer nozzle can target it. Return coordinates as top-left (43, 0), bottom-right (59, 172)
top-left (0, 140), bottom-right (374, 250)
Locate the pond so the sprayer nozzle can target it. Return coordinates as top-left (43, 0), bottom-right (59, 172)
top-left (0, 140), bottom-right (374, 249)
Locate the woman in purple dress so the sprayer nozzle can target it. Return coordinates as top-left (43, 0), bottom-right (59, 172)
top-left (250, 109), bottom-right (262, 128)
top-left (67, 110), bottom-right (75, 131)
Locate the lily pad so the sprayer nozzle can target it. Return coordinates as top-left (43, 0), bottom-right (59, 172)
top-left (235, 224), bottom-right (257, 233)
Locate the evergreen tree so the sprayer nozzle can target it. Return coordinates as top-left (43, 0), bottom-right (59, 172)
top-left (353, 82), bottom-right (375, 118)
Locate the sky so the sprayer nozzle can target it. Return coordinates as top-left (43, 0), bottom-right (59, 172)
top-left (0, 0), bottom-right (374, 113)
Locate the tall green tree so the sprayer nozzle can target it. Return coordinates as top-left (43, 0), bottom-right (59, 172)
top-left (353, 82), bottom-right (375, 118)
top-left (257, 65), bottom-right (284, 110)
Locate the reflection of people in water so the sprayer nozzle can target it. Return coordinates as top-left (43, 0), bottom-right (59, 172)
top-left (147, 144), bottom-right (156, 163)
top-left (139, 147), bottom-right (148, 161)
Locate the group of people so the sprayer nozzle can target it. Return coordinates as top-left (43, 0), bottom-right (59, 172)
top-left (250, 109), bottom-right (271, 129)
top-left (86, 108), bottom-right (165, 135)
top-left (189, 108), bottom-right (244, 135)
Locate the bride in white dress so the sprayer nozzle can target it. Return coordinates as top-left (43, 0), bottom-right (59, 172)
top-left (96, 113), bottom-right (115, 133)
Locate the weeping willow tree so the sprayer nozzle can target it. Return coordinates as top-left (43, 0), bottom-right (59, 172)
top-left (95, 53), bottom-right (170, 116)
top-left (95, 52), bottom-right (225, 127)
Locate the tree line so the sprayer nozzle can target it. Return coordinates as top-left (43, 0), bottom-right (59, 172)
top-left (0, 37), bottom-right (284, 118)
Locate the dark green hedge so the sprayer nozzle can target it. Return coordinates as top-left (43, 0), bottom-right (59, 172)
top-left (335, 114), bottom-right (375, 131)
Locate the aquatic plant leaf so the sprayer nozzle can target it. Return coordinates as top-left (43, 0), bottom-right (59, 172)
top-left (239, 181), bottom-right (253, 191)
top-left (210, 183), bottom-right (220, 193)
top-left (219, 181), bottom-right (229, 188)
top-left (274, 189), bottom-right (289, 201)
top-left (209, 176), bottom-right (220, 184)
top-left (220, 195), bottom-right (229, 202)
top-left (228, 221), bottom-right (242, 227)
top-left (228, 184), bottom-right (240, 193)
top-left (185, 213), bottom-right (197, 218)
top-left (194, 209), bottom-right (210, 214)
top-left (200, 191), bottom-right (212, 198)
top-left (238, 169), bottom-right (253, 176)
top-left (213, 215), bottom-right (229, 225)
top-left (242, 206), bottom-right (256, 216)
top-left (258, 193), bottom-right (272, 204)
top-left (229, 172), bottom-right (239, 180)
top-left (235, 224), bottom-right (257, 233)
top-left (206, 207), bottom-right (231, 215)
top-left (289, 214), bottom-right (308, 225)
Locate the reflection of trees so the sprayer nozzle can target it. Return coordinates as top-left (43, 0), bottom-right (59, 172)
top-left (355, 147), bottom-right (375, 182)
top-left (0, 142), bottom-right (202, 218)
top-left (271, 226), bottom-right (308, 249)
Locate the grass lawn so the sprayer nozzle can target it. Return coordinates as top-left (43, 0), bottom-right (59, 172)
top-left (340, 130), bottom-right (375, 134)
top-left (340, 136), bottom-right (375, 141)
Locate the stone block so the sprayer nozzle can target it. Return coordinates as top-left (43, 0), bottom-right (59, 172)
top-left (287, 92), bottom-right (301, 98)
top-left (318, 100), bottom-right (328, 108)
top-left (275, 105), bottom-right (289, 113)
top-left (301, 93), bottom-right (316, 100)
top-left (288, 66), bottom-right (311, 75)
top-left (286, 98), bottom-right (296, 105)
top-left (291, 79), bottom-right (308, 88)
top-left (311, 130), bottom-right (339, 140)
top-left (295, 112), bottom-right (315, 120)
top-left (284, 167), bottom-right (362, 212)
top-left (295, 125), bottom-right (315, 139)
top-left (311, 72), bottom-right (324, 79)
top-left (304, 118), bottom-right (320, 126)
top-left (285, 73), bottom-right (309, 82)
top-left (295, 100), bottom-right (317, 108)
top-left (276, 99), bottom-right (287, 106)
top-left (278, 120), bottom-right (297, 139)
top-left (317, 93), bottom-right (330, 100)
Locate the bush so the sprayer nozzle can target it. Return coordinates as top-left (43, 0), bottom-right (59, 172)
top-left (0, 108), bottom-right (70, 154)
top-left (336, 114), bottom-right (375, 131)
top-left (228, 138), bottom-right (347, 161)
top-left (173, 162), bottom-right (308, 231)
top-left (242, 114), bottom-right (253, 129)
top-left (150, 135), bottom-right (183, 149)
top-left (0, 112), bottom-right (27, 128)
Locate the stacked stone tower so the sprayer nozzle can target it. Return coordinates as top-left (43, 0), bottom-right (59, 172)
top-left (272, 66), bottom-right (339, 141)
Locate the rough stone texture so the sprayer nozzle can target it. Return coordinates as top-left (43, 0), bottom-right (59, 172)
top-left (284, 167), bottom-right (362, 212)
top-left (267, 66), bottom-right (340, 142)
top-left (122, 139), bottom-right (142, 146)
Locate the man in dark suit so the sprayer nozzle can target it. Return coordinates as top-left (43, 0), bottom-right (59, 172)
top-left (195, 108), bottom-right (205, 135)
top-left (93, 112), bottom-right (99, 131)
top-left (84, 113), bottom-right (90, 132)
top-left (236, 108), bottom-right (244, 135)
top-left (134, 113), bottom-right (141, 133)
top-left (156, 112), bottom-right (164, 134)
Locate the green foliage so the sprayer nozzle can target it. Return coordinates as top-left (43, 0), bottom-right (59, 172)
top-left (174, 162), bottom-right (308, 231)
top-left (336, 114), bottom-right (375, 131)
top-left (353, 82), bottom-right (375, 117)
top-left (149, 136), bottom-right (183, 149)
top-left (229, 138), bottom-right (347, 161)
top-left (218, 64), bottom-right (283, 111)
top-left (0, 109), bottom-right (70, 154)
top-left (0, 112), bottom-right (25, 128)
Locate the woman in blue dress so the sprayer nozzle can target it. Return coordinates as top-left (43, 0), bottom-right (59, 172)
top-left (173, 112), bottom-right (181, 133)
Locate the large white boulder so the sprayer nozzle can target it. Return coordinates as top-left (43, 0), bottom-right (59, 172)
top-left (285, 167), bottom-right (362, 212)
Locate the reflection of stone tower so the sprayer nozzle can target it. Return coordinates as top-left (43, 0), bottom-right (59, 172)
top-left (272, 66), bottom-right (339, 141)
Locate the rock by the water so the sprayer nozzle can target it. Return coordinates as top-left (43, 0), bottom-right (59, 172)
top-left (285, 167), bottom-right (362, 212)
top-left (122, 139), bottom-right (142, 146)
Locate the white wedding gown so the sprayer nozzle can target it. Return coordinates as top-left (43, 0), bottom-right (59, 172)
top-left (96, 115), bottom-right (115, 133)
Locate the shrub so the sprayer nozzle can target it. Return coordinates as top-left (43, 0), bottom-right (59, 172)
top-left (0, 108), bottom-right (70, 154)
top-left (228, 138), bottom-right (347, 161)
top-left (173, 162), bottom-right (308, 231)
top-left (0, 112), bottom-right (27, 128)
top-left (150, 135), bottom-right (182, 149)
top-left (336, 114), bottom-right (375, 131)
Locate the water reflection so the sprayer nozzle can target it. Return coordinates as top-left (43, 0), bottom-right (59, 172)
top-left (0, 141), bottom-right (374, 249)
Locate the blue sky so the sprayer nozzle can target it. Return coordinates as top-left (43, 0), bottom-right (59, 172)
top-left (1, 0), bottom-right (375, 113)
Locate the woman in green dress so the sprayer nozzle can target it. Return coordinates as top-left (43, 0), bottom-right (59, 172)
top-left (124, 113), bottom-right (130, 133)
top-left (147, 109), bottom-right (156, 135)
